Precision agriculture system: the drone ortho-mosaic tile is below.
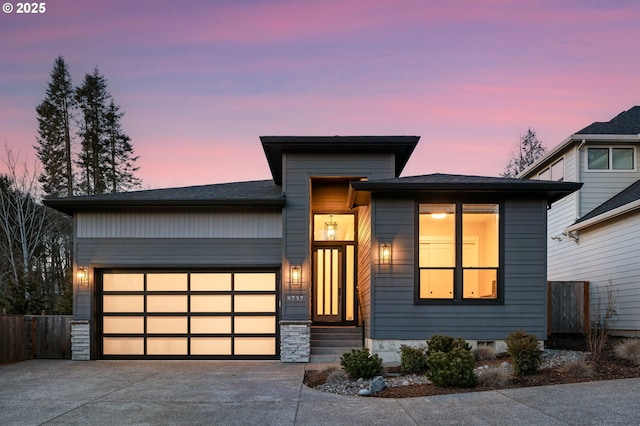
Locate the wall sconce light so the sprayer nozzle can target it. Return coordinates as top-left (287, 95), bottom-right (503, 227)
top-left (325, 215), bottom-right (337, 240)
top-left (290, 265), bottom-right (302, 286)
top-left (379, 243), bottom-right (392, 265)
top-left (76, 266), bottom-right (89, 286)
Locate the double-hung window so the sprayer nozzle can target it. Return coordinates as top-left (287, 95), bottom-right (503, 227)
top-left (417, 203), bottom-right (500, 303)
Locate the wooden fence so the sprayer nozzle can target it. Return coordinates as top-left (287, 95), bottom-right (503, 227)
top-left (0, 315), bottom-right (72, 362)
top-left (548, 281), bottom-right (589, 334)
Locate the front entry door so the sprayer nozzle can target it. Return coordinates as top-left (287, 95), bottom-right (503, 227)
top-left (313, 245), bottom-right (356, 324)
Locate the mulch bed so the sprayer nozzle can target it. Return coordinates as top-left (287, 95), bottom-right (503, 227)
top-left (303, 335), bottom-right (640, 398)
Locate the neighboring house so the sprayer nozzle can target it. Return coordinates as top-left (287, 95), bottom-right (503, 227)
top-left (45, 136), bottom-right (580, 362)
top-left (519, 106), bottom-right (640, 336)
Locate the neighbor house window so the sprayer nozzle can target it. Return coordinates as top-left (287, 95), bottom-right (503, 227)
top-left (418, 203), bottom-right (500, 302)
top-left (587, 147), bottom-right (634, 170)
top-left (538, 158), bottom-right (564, 181)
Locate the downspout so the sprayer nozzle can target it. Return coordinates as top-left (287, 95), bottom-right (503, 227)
top-left (575, 139), bottom-right (586, 220)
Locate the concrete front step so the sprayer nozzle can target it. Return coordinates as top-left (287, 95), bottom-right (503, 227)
top-left (309, 354), bottom-right (344, 364)
top-left (311, 339), bottom-right (362, 347)
top-left (308, 326), bottom-right (363, 363)
top-left (310, 346), bottom-right (364, 355)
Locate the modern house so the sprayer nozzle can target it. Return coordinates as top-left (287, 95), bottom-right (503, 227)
top-left (45, 136), bottom-right (580, 362)
top-left (519, 106), bottom-right (640, 336)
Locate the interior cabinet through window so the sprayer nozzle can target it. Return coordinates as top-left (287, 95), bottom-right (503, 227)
top-left (418, 203), bottom-right (500, 302)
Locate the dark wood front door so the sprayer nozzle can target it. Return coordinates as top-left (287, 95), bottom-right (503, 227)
top-left (312, 244), bottom-right (356, 324)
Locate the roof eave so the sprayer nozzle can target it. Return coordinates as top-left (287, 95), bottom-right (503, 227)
top-left (350, 181), bottom-right (582, 205)
top-left (44, 198), bottom-right (286, 216)
top-left (570, 134), bottom-right (640, 141)
top-left (518, 134), bottom-right (640, 179)
top-left (565, 199), bottom-right (640, 233)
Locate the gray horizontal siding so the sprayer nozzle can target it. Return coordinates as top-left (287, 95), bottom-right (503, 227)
top-left (77, 212), bottom-right (282, 238)
top-left (370, 198), bottom-right (550, 341)
top-left (77, 238), bottom-right (282, 266)
top-left (74, 238), bottom-right (281, 320)
top-left (281, 153), bottom-right (395, 321)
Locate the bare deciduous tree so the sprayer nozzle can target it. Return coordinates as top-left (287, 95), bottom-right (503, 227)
top-left (0, 146), bottom-right (57, 313)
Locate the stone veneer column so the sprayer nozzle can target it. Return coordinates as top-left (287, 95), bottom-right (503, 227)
top-left (71, 320), bottom-right (90, 360)
top-left (279, 320), bottom-right (311, 362)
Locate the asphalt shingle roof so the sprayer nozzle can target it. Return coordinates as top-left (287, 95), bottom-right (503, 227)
top-left (575, 106), bottom-right (640, 135)
top-left (350, 173), bottom-right (582, 204)
top-left (44, 179), bottom-right (284, 215)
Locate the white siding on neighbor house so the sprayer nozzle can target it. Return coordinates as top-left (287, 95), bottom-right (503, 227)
top-left (578, 146), bottom-right (640, 217)
top-left (547, 192), bottom-right (581, 280)
top-left (76, 212), bottom-right (282, 239)
top-left (550, 214), bottom-right (640, 333)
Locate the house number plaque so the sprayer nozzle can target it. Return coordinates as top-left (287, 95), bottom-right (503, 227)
top-left (286, 292), bottom-right (306, 303)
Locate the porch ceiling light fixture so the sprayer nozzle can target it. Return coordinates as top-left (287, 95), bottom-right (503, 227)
top-left (76, 266), bottom-right (88, 286)
top-left (291, 265), bottom-right (302, 286)
top-left (379, 243), bottom-right (392, 265)
top-left (325, 215), bottom-right (337, 240)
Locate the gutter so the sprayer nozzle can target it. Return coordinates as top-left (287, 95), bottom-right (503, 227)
top-left (517, 133), bottom-right (640, 179)
top-left (565, 199), bottom-right (640, 233)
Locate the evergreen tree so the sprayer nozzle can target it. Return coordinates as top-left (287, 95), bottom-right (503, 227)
top-left (35, 56), bottom-right (75, 197)
top-left (75, 68), bottom-right (110, 195)
top-left (104, 100), bottom-right (140, 192)
top-left (501, 128), bottom-right (547, 178)
top-left (75, 68), bottom-right (140, 194)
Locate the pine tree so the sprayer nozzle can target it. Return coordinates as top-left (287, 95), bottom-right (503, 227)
top-left (35, 56), bottom-right (75, 197)
top-left (75, 68), bottom-right (110, 195)
top-left (75, 68), bottom-right (141, 194)
top-left (104, 100), bottom-right (140, 192)
top-left (501, 128), bottom-right (547, 178)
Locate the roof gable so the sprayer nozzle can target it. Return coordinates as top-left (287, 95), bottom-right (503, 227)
top-left (260, 135), bottom-right (419, 185)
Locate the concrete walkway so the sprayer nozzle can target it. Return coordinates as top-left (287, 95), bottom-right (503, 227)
top-left (1, 360), bottom-right (639, 425)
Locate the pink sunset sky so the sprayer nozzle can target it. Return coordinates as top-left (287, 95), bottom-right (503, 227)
top-left (1, 0), bottom-right (639, 190)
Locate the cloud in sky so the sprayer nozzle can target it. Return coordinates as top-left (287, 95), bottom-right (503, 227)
top-left (1, 0), bottom-right (639, 188)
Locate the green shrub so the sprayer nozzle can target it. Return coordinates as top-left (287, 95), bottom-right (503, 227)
top-left (399, 345), bottom-right (427, 374)
top-left (340, 348), bottom-right (382, 380)
top-left (426, 347), bottom-right (477, 387)
top-left (427, 335), bottom-right (470, 355)
top-left (505, 330), bottom-right (542, 376)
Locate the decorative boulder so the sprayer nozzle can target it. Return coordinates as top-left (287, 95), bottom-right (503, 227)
top-left (369, 376), bottom-right (386, 394)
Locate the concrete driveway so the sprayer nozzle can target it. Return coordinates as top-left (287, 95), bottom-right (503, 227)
top-left (1, 360), bottom-right (639, 425)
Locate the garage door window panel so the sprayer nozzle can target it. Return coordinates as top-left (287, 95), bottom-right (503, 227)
top-left (100, 271), bottom-right (278, 359)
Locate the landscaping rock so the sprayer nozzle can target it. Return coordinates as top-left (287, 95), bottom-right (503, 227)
top-left (358, 389), bottom-right (372, 396)
top-left (370, 376), bottom-right (386, 393)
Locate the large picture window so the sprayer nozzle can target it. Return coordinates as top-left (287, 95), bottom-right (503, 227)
top-left (418, 203), bottom-right (500, 302)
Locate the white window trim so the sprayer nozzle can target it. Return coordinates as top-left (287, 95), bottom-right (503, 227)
top-left (586, 146), bottom-right (636, 172)
top-left (537, 157), bottom-right (564, 181)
